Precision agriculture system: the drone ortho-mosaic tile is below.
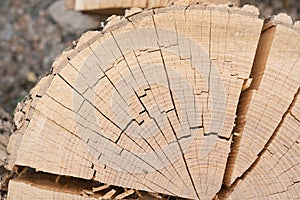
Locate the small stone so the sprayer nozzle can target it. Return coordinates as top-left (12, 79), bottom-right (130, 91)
top-left (0, 0), bottom-right (11, 12)
top-left (0, 23), bottom-right (13, 41)
top-left (48, 0), bottom-right (105, 35)
top-left (26, 72), bottom-right (37, 83)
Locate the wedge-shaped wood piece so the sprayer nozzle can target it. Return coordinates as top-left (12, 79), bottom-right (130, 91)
top-left (231, 14), bottom-right (300, 184)
top-left (212, 15), bottom-right (300, 200)
top-left (230, 96), bottom-right (300, 199)
top-left (7, 4), bottom-right (263, 199)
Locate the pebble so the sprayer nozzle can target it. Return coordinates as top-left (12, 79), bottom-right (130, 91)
top-left (48, 0), bottom-right (105, 35)
top-left (0, 23), bottom-right (13, 41)
top-left (0, 0), bottom-right (11, 12)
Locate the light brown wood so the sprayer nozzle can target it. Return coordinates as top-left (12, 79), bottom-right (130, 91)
top-left (7, 171), bottom-right (166, 199)
top-left (214, 14), bottom-right (300, 199)
top-left (6, 2), bottom-right (300, 200)
top-left (102, 189), bottom-right (117, 199)
top-left (65, 0), bottom-right (240, 12)
top-left (115, 189), bottom-right (135, 199)
top-left (7, 174), bottom-right (98, 200)
top-left (65, 0), bottom-right (75, 10)
top-left (232, 15), bottom-right (300, 181)
top-left (213, 14), bottom-right (300, 200)
top-left (92, 184), bottom-right (110, 193)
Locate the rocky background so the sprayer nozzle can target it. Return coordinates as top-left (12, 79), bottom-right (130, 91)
top-left (0, 0), bottom-right (299, 198)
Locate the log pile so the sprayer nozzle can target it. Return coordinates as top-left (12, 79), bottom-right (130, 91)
top-left (5, 2), bottom-right (300, 200)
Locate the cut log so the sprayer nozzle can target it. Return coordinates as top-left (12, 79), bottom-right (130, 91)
top-left (65, 0), bottom-right (240, 13)
top-left (6, 2), bottom-right (300, 200)
top-left (215, 15), bottom-right (300, 199)
top-left (232, 14), bottom-right (300, 183)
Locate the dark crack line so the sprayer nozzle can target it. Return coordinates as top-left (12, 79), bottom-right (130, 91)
top-left (45, 87), bottom-right (180, 191)
top-left (125, 20), bottom-right (192, 191)
top-left (214, 20), bottom-right (277, 200)
top-left (150, 10), bottom-right (199, 194)
top-left (132, 90), bottom-right (191, 191)
top-left (166, 116), bottom-right (201, 200)
top-left (100, 22), bottom-right (191, 191)
top-left (57, 74), bottom-right (123, 131)
top-left (159, 49), bottom-right (180, 122)
top-left (65, 55), bottom-right (132, 130)
top-left (172, 7), bottom-right (195, 141)
top-left (88, 46), bottom-right (165, 144)
top-left (216, 87), bottom-right (299, 199)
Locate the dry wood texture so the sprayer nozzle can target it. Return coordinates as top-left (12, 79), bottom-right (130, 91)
top-left (6, 2), bottom-right (300, 200)
top-left (8, 173), bottom-right (98, 200)
top-left (65, 0), bottom-right (240, 12)
top-left (8, 170), bottom-right (164, 199)
top-left (215, 15), bottom-right (300, 199)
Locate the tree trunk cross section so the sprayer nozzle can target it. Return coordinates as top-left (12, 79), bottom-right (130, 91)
top-left (6, 3), bottom-right (300, 200)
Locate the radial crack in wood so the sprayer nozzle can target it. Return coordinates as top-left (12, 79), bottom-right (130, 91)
top-left (6, 2), bottom-right (300, 200)
top-left (213, 14), bottom-right (300, 200)
top-left (213, 18), bottom-right (277, 200)
top-left (229, 14), bottom-right (300, 197)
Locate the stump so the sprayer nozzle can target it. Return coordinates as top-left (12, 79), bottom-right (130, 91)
top-left (6, 3), bottom-right (300, 200)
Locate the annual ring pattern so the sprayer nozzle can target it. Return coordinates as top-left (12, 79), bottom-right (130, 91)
top-left (73, 28), bottom-right (226, 173)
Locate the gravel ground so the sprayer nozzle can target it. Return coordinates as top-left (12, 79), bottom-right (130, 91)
top-left (0, 107), bottom-right (13, 200)
top-left (0, 0), bottom-right (79, 114)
